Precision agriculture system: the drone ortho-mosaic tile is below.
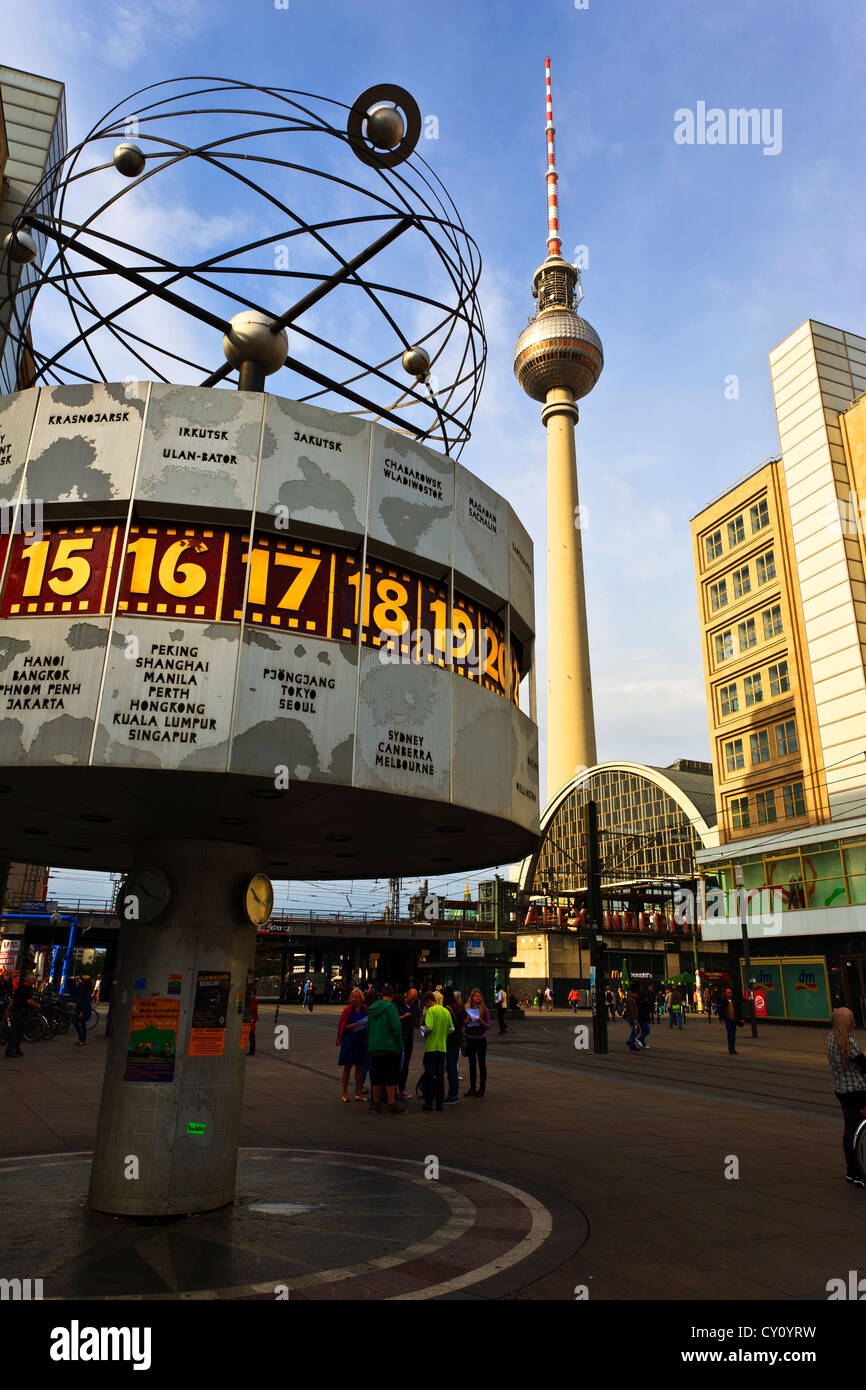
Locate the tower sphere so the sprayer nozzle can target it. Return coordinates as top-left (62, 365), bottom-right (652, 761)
top-left (513, 309), bottom-right (603, 404)
top-left (223, 310), bottom-right (288, 374)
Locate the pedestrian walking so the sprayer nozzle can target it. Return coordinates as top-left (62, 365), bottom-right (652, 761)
top-left (445, 992), bottom-right (466, 1102)
top-left (420, 991), bottom-right (453, 1111)
top-left (303, 979), bottom-right (314, 1013)
top-left (827, 1007), bottom-right (866, 1187)
top-left (668, 985), bottom-right (683, 1030)
top-left (625, 985), bottom-right (642, 1051)
top-left (543, 985), bottom-right (554, 1012)
top-left (495, 985), bottom-right (508, 1033)
top-left (464, 988), bottom-right (490, 1096)
top-left (73, 977), bottom-right (93, 1046)
top-left (337, 988), bottom-right (369, 1101)
top-left (3, 973), bottom-right (39, 1058)
top-left (535, 987), bottom-right (543, 1011)
top-left (637, 989), bottom-right (652, 1049)
top-left (248, 980), bottom-right (259, 1055)
top-left (366, 985), bottom-right (406, 1114)
top-left (604, 986), bottom-right (615, 1020)
top-left (568, 986), bottom-right (580, 1015)
top-left (396, 988), bottom-right (419, 1099)
top-left (718, 986), bottom-right (743, 1053)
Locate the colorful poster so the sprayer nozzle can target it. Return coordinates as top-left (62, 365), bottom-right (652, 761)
top-left (240, 971), bottom-right (253, 1051)
top-left (167, 973), bottom-right (183, 996)
top-left (782, 959), bottom-right (831, 1021)
top-left (188, 971), bottom-right (231, 1056)
top-left (123, 998), bottom-right (180, 1081)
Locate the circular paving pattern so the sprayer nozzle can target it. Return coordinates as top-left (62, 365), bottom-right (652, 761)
top-left (0, 1148), bottom-right (584, 1300)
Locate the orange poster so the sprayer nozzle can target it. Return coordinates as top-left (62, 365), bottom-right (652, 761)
top-left (188, 971), bottom-right (230, 1057)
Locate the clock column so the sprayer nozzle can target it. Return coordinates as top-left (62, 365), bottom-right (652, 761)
top-left (88, 838), bottom-right (262, 1216)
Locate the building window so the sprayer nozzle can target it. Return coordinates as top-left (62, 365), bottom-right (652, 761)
top-left (719, 683), bottom-right (738, 716)
top-left (750, 499), bottom-right (770, 533)
top-left (725, 738), bottom-right (745, 772)
top-left (705, 530), bottom-right (723, 563)
top-left (783, 781), bottom-right (806, 818)
top-left (738, 617), bottom-right (757, 651)
top-left (730, 796), bottom-right (750, 830)
top-left (756, 550), bottom-right (776, 585)
top-left (769, 660), bottom-right (790, 696)
top-left (744, 673), bottom-right (764, 706)
top-left (714, 630), bottom-right (734, 663)
top-left (727, 515), bottom-right (745, 548)
top-left (756, 789), bottom-right (777, 823)
top-left (749, 730), bottom-right (770, 764)
top-left (709, 580), bottom-right (728, 611)
top-left (775, 719), bottom-right (798, 756)
top-left (763, 604), bottom-right (783, 639)
top-left (732, 566), bottom-right (751, 598)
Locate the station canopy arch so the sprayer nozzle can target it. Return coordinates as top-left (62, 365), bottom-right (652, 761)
top-left (521, 760), bottom-right (719, 899)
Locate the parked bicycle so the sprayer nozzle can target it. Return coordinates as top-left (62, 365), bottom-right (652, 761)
top-left (0, 1011), bottom-right (48, 1044)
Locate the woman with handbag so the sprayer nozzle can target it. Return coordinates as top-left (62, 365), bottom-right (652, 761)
top-left (336, 988), bottom-right (369, 1102)
top-left (464, 989), bottom-right (490, 1097)
top-left (827, 1007), bottom-right (866, 1187)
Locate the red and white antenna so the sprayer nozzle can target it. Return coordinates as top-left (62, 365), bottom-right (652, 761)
top-left (544, 56), bottom-right (561, 259)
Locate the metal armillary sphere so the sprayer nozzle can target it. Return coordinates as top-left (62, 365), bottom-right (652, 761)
top-left (0, 76), bottom-right (486, 457)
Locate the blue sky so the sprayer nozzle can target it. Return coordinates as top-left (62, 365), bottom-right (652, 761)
top-left (7, 0), bottom-right (866, 912)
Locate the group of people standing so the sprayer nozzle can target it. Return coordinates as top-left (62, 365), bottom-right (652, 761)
top-left (336, 985), bottom-right (492, 1113)
top-left (619, 982), bottom-right (745, 1053)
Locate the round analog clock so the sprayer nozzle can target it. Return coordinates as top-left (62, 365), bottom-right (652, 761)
top-left (245, 874), bottom-right (274, 926)
top-left (118, 867), bottom-right (171, 923)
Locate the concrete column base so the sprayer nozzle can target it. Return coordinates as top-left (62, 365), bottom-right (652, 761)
top-left (87, 839), bottom-right (260, 1217)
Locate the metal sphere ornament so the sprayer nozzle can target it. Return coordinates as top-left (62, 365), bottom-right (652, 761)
top-left (223, 311), bottom-right (288, 374)
top-left (3, 228), bottom-right (38, 266)
top-left (0, 77), bottom-right (485, 457)
top-left (347, 83), bottom-right (422, 169)
top-left (366, 104), bottom-right (405, 150)
top-left (112, 142), bottom-right (146, 178)
top-left (401, 345), bottom-right (431, 379)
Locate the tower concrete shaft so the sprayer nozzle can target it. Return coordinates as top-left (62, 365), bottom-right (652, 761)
top-left (542, 385), bottom-right (597, 798)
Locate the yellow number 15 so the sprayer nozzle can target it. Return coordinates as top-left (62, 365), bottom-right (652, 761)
top-left (21, 537), bottom-right (95, 597)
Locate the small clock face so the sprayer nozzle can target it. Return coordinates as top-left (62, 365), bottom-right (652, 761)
top-left (119, 867), bottom-right (171, 923)
top-left (245, 874), bottom-right (274, 926)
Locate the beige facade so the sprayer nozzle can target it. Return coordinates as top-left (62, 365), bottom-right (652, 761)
top-left (692, 320), bottom-right (866, 846)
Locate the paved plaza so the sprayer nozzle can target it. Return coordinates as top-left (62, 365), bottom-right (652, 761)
top-left (1, 1005), bottom-right (864, 1301)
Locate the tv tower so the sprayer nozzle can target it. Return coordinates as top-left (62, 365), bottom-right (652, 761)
top-left (513, 57), bottom-right (604, 803)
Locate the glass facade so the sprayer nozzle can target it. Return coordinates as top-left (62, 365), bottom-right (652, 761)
top-left (0, 77), bottom-right (67, 393)
top-left (706, 837), bottom-right (866, 917)
top-left (531, 768), bottom-right (708, 896)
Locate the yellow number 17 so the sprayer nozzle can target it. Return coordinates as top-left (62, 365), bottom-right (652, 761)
top-left (246, 548), bottom-right (321, 610)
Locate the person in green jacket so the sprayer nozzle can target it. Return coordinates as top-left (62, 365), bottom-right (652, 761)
top-left (420, 991), bottom-right (454, 1111)
top-left (365, 984), bottom-right (406, 1114)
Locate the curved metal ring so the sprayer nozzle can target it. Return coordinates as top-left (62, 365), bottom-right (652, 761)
top-left (347, 83), bottom-right (422, 168)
